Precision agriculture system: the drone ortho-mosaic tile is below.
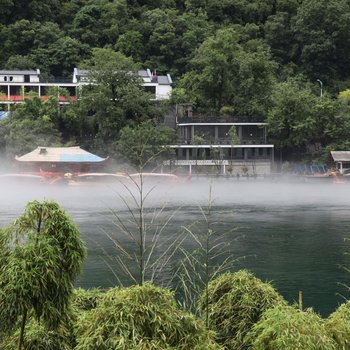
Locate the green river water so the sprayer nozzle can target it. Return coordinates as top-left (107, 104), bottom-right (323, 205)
top-left (1, 178), bottom-right (350, 316)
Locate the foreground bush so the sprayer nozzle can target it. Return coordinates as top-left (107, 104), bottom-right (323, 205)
top-left (1, 318), bottom-right (73, 350)
top-left (325, 300), bottom-right (350, 349)
top-left (247, 305), bottom-right (336, 350)
top-left (72, 288), bottom-right (105, 311)
top-left (199, 270), bottom-right (286, 349)
top-left (75, 283), bottom-right (222, 349)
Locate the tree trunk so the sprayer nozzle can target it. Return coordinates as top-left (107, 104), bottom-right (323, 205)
top-left (17, 309), bottom-right (27, 350)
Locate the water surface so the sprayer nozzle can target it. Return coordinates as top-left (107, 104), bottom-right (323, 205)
top-left (1, 179), bottom-right (350, 316)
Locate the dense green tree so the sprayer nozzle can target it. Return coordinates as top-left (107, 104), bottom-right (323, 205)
top-left (117, 120), bottom-right (175, 171)
top-left (0, 20), bottom-right (37, 66)
top-left (78, 48), bottom-right (162, 154)
top-left (138, 9), bottom-right (213, 75)
top-left (312, 96), bottom-right (350, 149)
top-left (293, 0), bottom-right (350, 81)
top-left (58, 0), bottom-right (88, 31)
top-left (141, 8), bottom-right (178, 72)
top-left (5, 55), bottom-right (36, 70)
top-left (0, 0), bottom-right (61, 23)
top-left (267, 79), bottom-right (350, 158)
top-left (247, 305), bottom-right (336, 350)
top-left (31, 36), bottom-right (89, 77)
top-left (205, 0), bottom-right (275, 24)
top-left (179, 27), bottom-right (276, 116)
top-left (172, 11), bottom-right (214, 75)
top-left (70, 0), bottom-right (129, 48)
top-left (75, 284), bottom-right (222, 349)
top-left (200, 270), bottom-right (286, 350)
top-left (267, 79), bottom-right (318, 151)
top-left (325, 301), bottom-right (350, 350)
top-left (3, 117), bottom-right (61, 158)
top-left (0, 21), bottom-right (85, 76)
top-left (0, 94), bottom-right (64, 157)
top-left (179, 27), bottom-right (241, 111)
top-left (0, 200), bottom-right (86, 349)
top-left (115, 30), bottom-right (144, 62)
top-left (264, 11), bottom-right (297, 65)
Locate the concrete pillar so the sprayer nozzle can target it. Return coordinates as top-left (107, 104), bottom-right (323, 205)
top-left (238, 125), bottom-right (242, 141)
top-left (271, 148), bottom-right (274, 170)
top-left (244, 148), bottom-right (248, 160)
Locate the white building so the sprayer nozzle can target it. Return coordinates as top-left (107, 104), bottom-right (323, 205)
top-left (73, 68), bottom-right (172, 100)
top-left (164, 114), bottom-right (274, 175)
top-left (0, 68), bottom-right (173, 117)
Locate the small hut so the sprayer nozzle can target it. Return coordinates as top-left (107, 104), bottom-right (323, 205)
top-left (331, 151), bottom-right (350, 174)
top-left (15, 146), bottom-right (108, 175)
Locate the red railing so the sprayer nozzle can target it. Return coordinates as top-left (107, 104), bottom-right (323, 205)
top-left (0, 95), bottom-right (77, 102)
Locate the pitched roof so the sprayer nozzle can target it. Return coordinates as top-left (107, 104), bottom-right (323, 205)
top-left (0, 70), bottom-right (39, 75)
top-left (331, 151), bottom-right (350, 162)
top-left (15, 146), bottom-right (107, 163)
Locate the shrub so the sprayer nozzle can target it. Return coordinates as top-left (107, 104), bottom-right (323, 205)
top-left (325, 300), bottom-right (350, 349)
top-left (72, 288), bottom-right (105, 311)
top-left (198, 270), bottom-right (286, 349)
top-left (247, 305), bottom-right (336, 350)
top-left (75, 283), bottom-right (222, 349)
top-left (1, 318), bottom-right (73, 350)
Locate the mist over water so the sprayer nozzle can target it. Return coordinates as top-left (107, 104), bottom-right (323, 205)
top-left (1, 178), bottom-right (350, 316)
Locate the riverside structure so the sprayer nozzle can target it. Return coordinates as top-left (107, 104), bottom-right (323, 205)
top-left (0, 68), bottom-right (172, 118)
top-left (166, 112), bottom-right (274, 176)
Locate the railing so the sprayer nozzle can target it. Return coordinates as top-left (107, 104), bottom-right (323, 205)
top-left (178, 114), bottom-right (266, 123)
top-left (176, 137), bottom-right (266, 145)
top-left (0, 95), bottom-right (77, 102)
top-left (164, 160), bottom-right (272, 165)
top-left (39, 78), bottom-right (74, 84)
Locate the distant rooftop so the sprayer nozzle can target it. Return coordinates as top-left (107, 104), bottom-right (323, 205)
top-left (73, 67), bottom-right (172, 85)
top-left (331, 151), bottom-right (350, 162)
top-left (15, 146), bottom-right (107, 163)
top-left (0, 69), bottom-right (39, 75)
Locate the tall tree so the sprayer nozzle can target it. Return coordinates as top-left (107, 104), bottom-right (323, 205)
top-left (0, 94), bottom-right (62, 157)
top-left (78, 48), bottom-right (162, 154)
top-left (178, 27), bottom-right (277, 117)
top-left (117, 120), bottom-right (175, 171)
top-left (0, 200), bottom-right (86, 349)
top-left (267, 78), bottom-right (318, 153)
top-left (293, 0), bottom-right (350, 81)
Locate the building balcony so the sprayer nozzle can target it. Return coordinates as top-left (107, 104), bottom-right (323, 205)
top-left (177, 137), bottom-right (267, 145)
top-left (0, 95), bottom-right (77, 103)
top-left (177, 114), bottom-right (266, 123)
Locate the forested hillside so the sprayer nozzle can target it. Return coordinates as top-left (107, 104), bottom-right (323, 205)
top-left (2, 0), bottom-right (350, 161)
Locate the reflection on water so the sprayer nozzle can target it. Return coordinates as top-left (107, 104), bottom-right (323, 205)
top-left (1, 179), bottom-right (350, 316)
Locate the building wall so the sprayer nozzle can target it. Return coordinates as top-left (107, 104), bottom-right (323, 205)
top-left (156, 85), bottom-right (172, 100)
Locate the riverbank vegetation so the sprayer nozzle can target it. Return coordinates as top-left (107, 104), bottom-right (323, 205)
top-left (2, 0), bottom-right (350, 163)
top-left (3, 271), bottom-right (350, 349)
top-left (2, 200), bottom-right (350, 349)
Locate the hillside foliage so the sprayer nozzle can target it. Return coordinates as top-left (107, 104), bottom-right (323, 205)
top-left (2, 0), bottom-right (350, 160)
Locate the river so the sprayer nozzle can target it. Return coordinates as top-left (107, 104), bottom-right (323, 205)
top-left (1, 177), bottom-right (350, 317)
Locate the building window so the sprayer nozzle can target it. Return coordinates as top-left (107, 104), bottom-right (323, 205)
top-left (144, 86), bottom-right (156, 96)
top-left (24, 75), bottom-right (30, 83)
top-left (4, 77), bottom-right (7, 82)
top-left (9, 76), bottom-right (13, 82)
